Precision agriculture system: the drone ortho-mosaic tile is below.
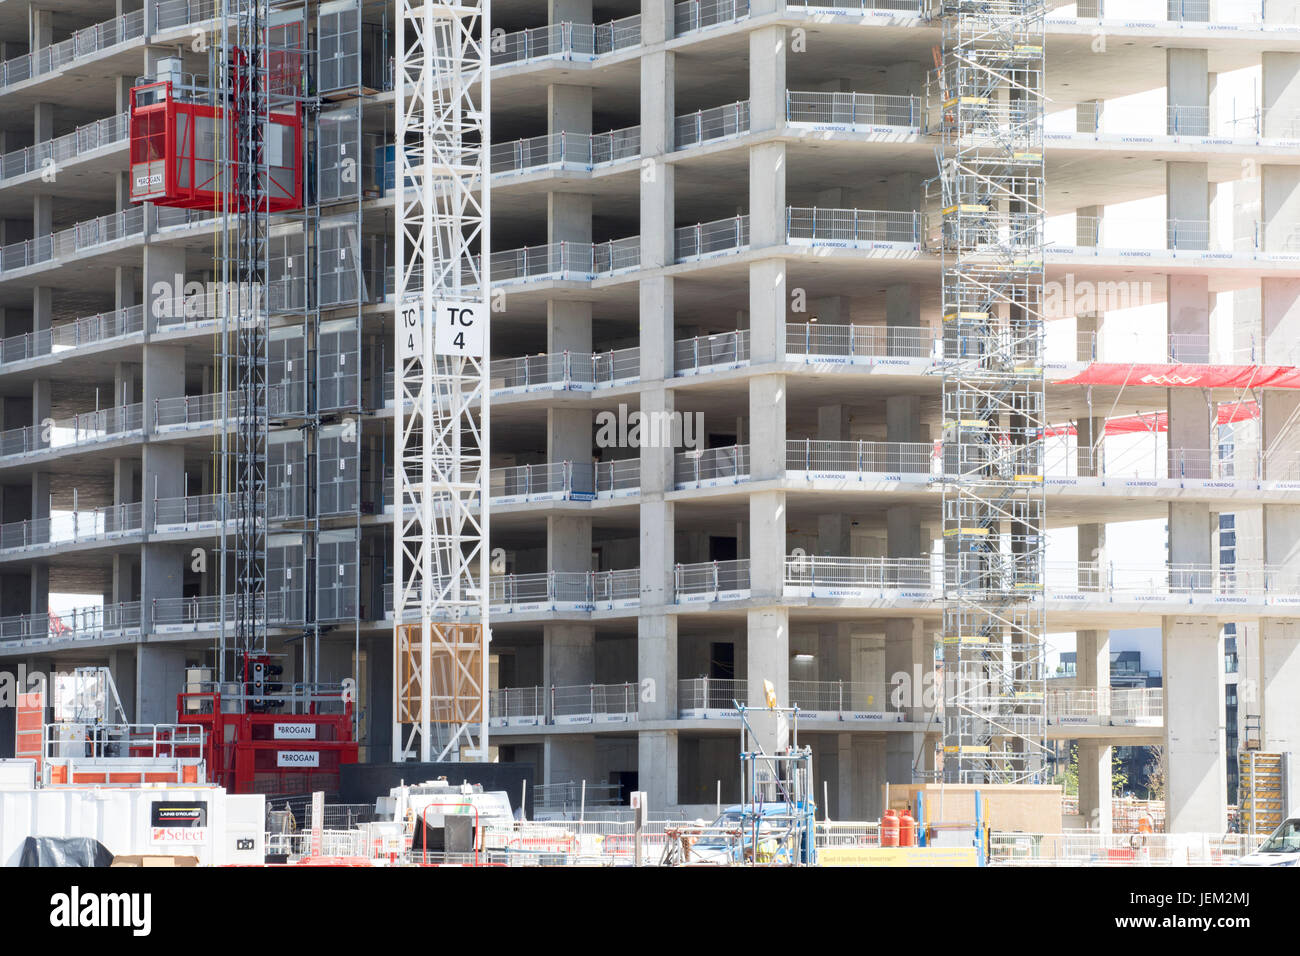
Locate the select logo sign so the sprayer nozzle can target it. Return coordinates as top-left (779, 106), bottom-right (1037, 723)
top-left (150, 801), bottom-right (207, 845)
top-left (276, 750), bottom-right (321, 768)
top-left (273, 722), bottom-right (316, 740)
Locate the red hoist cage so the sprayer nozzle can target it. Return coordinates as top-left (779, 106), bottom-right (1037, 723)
top-left (127, 41), bottom-right (304, 211)
top-left (176, 660), bottom-right (359, 796)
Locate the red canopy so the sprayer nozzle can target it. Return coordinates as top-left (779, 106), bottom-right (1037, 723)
top-left (1056, 363), bottom-right (1300, 390)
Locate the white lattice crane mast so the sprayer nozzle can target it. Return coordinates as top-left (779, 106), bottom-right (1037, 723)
top-left (393, 0), bottom-right (491, 762)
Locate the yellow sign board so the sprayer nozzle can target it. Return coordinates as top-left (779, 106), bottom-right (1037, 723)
top-left (820, 846), bottom-right (980, 867)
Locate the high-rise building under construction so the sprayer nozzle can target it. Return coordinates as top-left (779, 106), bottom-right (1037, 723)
top-left (0, 0), bottom-right (1297, 831)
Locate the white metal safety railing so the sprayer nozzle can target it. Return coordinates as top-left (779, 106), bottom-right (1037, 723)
top-left (0, 404), bottom-right (144, 458)
top-left (674, 330), bottom-right (750, 372)
top-left (492, 238), bottom-right (641, 282)
top-left (0, 601), bottom-right (142, 645)
top-left (151, 0), bottom-right (222, 32)
top-left (785, 439), bottom-right (935, 475)
top-left (675, 215), bottom-right (749, 260)
top-left (785, 0), bottom-right (926, 12)
top-left (0, 504), bottom-right (143, 553)
top-left (491, 348), bottom-right (640, 390)
top-left (490, 686), bottom-right (547, 722)
top-left (674, 0), bottom-right (752, 35)
top-left (0, 112), bottom-right (130, 182)
top-left (1070, 216), bottom-right (1218, 254)
top-left (0, 10), bottom-right (146, 91)
top-left (490, 127), bottom-right (641, 174)
top-left (552, 682), bottom-right (640, 719)
top-left (675, 101), bottom-right (751, 149)
top-left (786, 321), bottom-right (939, 360)
top-left (595, 459), bottom-right (641, 495)
top-left (989, 831), bottom-right (1261, 867)
top-left (678, 678), bottom-right (745, 712)
top-left (1046, 687), bottom-right (1164, 723)
top-left (787, 206), bottom-right (921, 244)
top-left (0, 305), bottom-right (146, 366)
top-left (788, 680), bottom-right (899, 714)
top-left (152, 591), bottom-right (301, 629)
top-left (490, 17), bottom-right (642, 66)
top-left (674, 444), bottom-right (750, 486)
top-left (785, 555), bottom-right (933, 591)
top-left (786, 91), bottom-right (921, 128)
top-left (673, 559), bottom-right (751, 598)
top-left (491, 463), bottom-right (571, 500)
top-left (1046, 561), bottom-right (1300, 600)
top-left (153, 494), bottom-right (227, 529)
top-left (0, 207), bottom-right (145, 274)
top-left (489, 569), bottom-right (641, 608)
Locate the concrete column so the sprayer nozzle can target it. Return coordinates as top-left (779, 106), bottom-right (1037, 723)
top-left (637, 25), bottom-right (677, 765)
top-left (1076, 204), bottom-right (1101, 248)
top-left (144, 246), bottom-right (186, 334)
top-left (749, 143), bottom-right (786, 250)
top-left (31, 379), bottom-right (50, 449)
top-left (1078, 522), bottom-right (1106, 588)
top-left (1166, 162), bottom-right (1209, 251)
top-left (749, 373), bottom-right (785, 481)
top-left (1077, 311), bottom-right (1100, 362)
top-left (1166, 48), bottom-right (1209, 135)
top-left (1077, 415), bottom-right (1104, 477)
top-left (638, 730), bottom-right (678, 811)
top-left (1262, 165), bottom-right (1300, 254)
top-left (109, 648), bottom-right (136, 722)
top-left (886, 283), bottom-right (922, 357)
top-left (137, 644), bottom-right (188, 723)
top-left (1076, 99), bottom-right (1102, 134)
top-left (1163, 616), bottom-right (1226, 833)
top-left (748, 25), bottom-right (787, 133)
top-left (1077, 741), bottom-right (1113, 832)
top-left (1262, 52), bottom-right (1300, 140)
top-left (1167, 275), bottom-right (1211, 478)
top-left (546, 302), bottom-right (593, 568)
top-left (1258, 276), bottom-right (1300, 752)
top-left (638, 278), bottom-right (677, 724)
top-left (749, 489), bottom-right (785, 596)
top-left (1076, 555), bottom-right (1111, 834)
top-left (746, 607), bottom-right (788, 707)
top-left (543, 625), bottom-right (595, 688)
top-left (749, 260), bottom-right (786, 363)
top-left (546, 84), bottom-right (593, 244)
top-left (837, 733), bottom-right (855, 817)
top-left (886, 618), bottom-right (928, 785)
top-left (816, 405), bottom-right (850, 555)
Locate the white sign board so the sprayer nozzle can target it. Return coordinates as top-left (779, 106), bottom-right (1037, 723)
top-left (434, 301), bottom-right (486, 358)
top-left (273, 723), bottom-right (316, 740)
top-left (397, 299), bottom-right (425, 360)
top-left (276, 750), bottom-right (321, 768)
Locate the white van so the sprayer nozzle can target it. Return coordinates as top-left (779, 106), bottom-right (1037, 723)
top-left (1235, 817), bottom-right (1300, 867)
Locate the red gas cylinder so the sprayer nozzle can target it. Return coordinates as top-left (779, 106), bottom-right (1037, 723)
top-left (881, 809), bottom-right (900, 847)
top-left (899, 809), bottom-right (917, 847)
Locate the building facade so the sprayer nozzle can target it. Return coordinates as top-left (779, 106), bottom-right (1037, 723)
top-left (0, 0), bottom-right (1297, 828)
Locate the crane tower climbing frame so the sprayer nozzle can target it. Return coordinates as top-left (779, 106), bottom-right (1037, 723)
top-left (392, 0), bottom-right (492, 762)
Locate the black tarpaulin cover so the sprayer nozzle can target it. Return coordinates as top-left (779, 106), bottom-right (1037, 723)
top-left (18, 836), bottom-right (115, 867)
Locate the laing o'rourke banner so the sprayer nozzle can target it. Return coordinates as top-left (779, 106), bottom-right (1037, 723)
top-left (1057, 363), bottom-right (1300, 390)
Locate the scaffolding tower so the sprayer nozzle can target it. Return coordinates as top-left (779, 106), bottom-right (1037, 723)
top-left (935, 0), bottom-right (1048, 784)
top-left (392, 0), bottom-right (491, 762)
